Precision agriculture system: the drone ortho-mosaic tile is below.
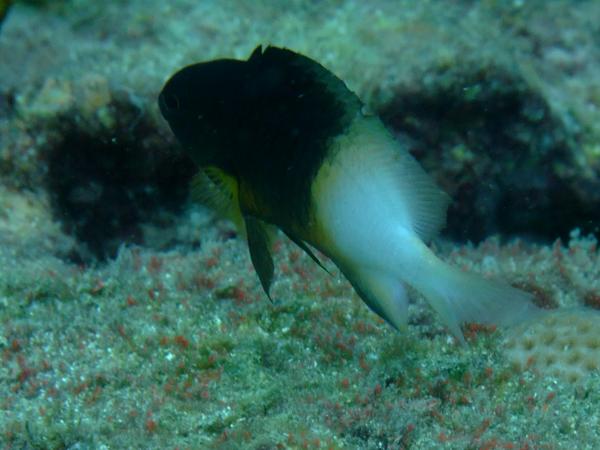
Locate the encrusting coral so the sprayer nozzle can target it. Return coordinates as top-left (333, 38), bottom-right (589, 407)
top-left (505, 309), bottom-right (600, 383)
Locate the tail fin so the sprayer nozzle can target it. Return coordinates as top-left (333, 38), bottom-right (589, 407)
top-left (415, 261), bottom-right (542, 343)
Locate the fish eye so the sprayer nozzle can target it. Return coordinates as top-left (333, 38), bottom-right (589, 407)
top-left (164, 93), bottom-right (180, 111)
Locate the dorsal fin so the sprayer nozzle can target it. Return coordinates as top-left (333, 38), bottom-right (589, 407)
top-left (389, 145), bottom-right (451, 241)
top-left (336, 118), bottom-right (451, 242)
top-left (247, 45), bottom-right (362, 119)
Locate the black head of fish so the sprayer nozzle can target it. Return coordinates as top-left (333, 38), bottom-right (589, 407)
top-left (158, 45), bottom-right (361, 225)
top-left (158, 57), bottom-right (247, 169)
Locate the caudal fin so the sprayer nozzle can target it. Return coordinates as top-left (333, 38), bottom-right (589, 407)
top-left (415, 261), bottom-right (542, 343)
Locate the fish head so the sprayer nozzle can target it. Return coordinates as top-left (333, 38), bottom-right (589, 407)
top-left (158, 58), bottom-right (248, 168)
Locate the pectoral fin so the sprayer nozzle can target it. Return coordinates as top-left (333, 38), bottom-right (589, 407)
top-left (191, 167), bottom-right (245, 234)
top-left (245, 216), bottom-right (275, 302)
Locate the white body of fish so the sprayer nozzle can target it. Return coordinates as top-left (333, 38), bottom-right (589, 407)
top-left (311, 114), bottom-right (538, 342)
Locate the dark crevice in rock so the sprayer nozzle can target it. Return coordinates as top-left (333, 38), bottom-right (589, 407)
top-left (44, 97), bottom-right (196, 261)
top-left (378, 67), bottom-right (597, 243)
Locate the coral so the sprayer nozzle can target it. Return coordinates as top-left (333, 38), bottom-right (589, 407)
top-left (505, 309), bottom-right (600, 383)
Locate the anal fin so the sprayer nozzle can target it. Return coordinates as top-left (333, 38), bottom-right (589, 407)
top-left (343, 267), bottom-right (409, 331)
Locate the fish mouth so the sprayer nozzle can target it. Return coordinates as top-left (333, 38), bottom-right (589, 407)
top-left (157, 90), bottom-right (170, 120)
top-left (158, 88), bottom-right (182, 121)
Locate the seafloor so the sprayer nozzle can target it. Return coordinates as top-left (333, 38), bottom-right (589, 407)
top-left (1, 0), bottom-right (600, 449)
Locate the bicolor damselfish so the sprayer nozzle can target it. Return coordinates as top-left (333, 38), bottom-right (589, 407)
top-left (159, 45), bottom-right (539, 342)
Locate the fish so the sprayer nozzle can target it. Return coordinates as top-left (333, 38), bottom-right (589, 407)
top-left (0, 0), bottom-right (11, 30)
top-left (158, 45), bottom-right (540, 342)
